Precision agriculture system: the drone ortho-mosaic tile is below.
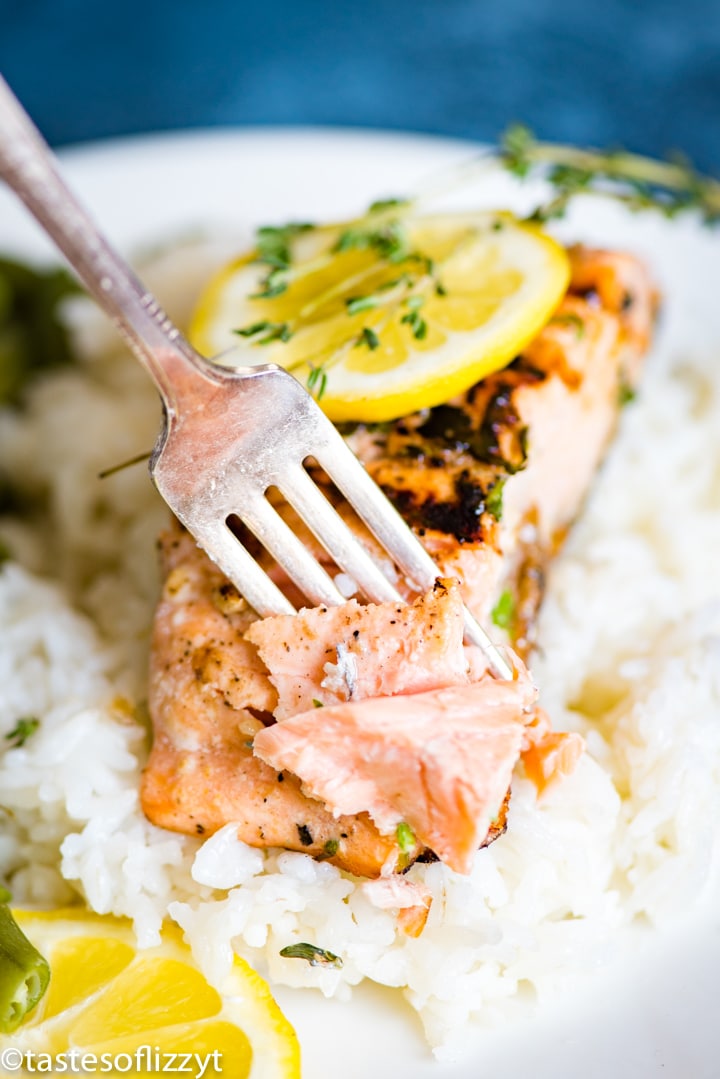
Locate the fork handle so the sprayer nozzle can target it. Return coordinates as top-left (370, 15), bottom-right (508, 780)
top-left (0, 75), bottom-right (206, 412)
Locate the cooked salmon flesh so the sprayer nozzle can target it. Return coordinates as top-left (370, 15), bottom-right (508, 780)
top-left (140, 244), bottom-right (656, 885)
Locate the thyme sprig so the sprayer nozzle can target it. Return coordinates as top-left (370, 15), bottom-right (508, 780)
top-left (233, 129), bottom-right (718, 404)
top-left (500, 124), bottom-right (720, 224)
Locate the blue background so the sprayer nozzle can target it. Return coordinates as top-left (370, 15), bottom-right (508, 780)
top-left (1, 0), bottom-right (719, 171)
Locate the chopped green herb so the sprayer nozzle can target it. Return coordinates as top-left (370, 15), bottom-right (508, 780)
top-left (312, 698), bottom-right (324, 709)
top-left (550, 312), bottom-right (586, 339)
top-left (279, 942), bottom-right (343, 969)
top-left (618, 378), bottom-right (637, 406)
top-left (368, 197), bottom-right (409, 214)
top-left (250, 267), bottom-right (289, 300)
top-left (396, 821), bottom-right (416, 854)
top-left (4, 717), bottom-right (39, 748)
top-left (323, 838), bottom-right (339, 857)
top-left (333, 219), bottom-right (411, 264)
top-left (491, 590), bottom-right (515, 631)
top-left (306, 365), bottom-right (328, 401)
top-left (400, 310), bottom-right (428, 341)
top-left (484, 479), bottom-right (505, 521)
top-left (405, 294), bottom-right (425, 310)
top-left (346, 294), bottom-right (379, 315)
top-left (254, 222), bottom-right (314, 271)
top-left (234, 320), bottom-right (292, 344)
top-left (356, 326), bottom-right (380, 351)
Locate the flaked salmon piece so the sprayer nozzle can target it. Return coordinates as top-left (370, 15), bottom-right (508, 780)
top-left (361, 877), bottom-right (434, 938)
top-left (245, 578), bottom-right (468, 720)
top-left (521, 709), bottom-right (584, 795)
top-left (141, 245), bottom-right (655, 881)
top-left (253, 677), bottom-right (537, 875)
top-left (141, 526), bottom-right (420, 876)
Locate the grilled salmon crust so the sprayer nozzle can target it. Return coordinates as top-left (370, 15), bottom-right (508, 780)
top-left (140, 244), bottom-right (657, 878)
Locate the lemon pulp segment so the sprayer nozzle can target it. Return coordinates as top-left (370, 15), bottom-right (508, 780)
top-left (4, 910), bottom-right (301, 1079)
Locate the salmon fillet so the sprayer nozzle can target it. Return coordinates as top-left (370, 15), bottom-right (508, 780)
top-left (140, 244), bottom-right (656, 880)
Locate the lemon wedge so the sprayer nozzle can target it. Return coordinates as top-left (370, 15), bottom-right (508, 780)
top-left (191, 210), bottom-right (570, 422)
top-left (2, 909), bottom-right (300, 1079)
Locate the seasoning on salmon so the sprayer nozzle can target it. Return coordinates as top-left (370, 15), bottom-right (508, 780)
top-left (244, 578), bottom-right (468, 719)
top-left (141, 244), bottom-right (656, 883)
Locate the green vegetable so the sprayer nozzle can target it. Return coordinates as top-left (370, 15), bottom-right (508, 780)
top-left (550, 312), bottom-right (586, 339)
top-left (356, 326), bottom-right (380, 351)
top-left (396, 821), bottom-right (416, 854)
top-left (249, 222), bottom-right (315, 299)
top-left (400, 309), bottom-right (428, 340)
top-left (491, 590), bottom-right (516, 631)
top-left (484, 479), bottom-right (506, 521)
top-left (234, 319), bottom-right (293, 344)
top-left (4, 717), bottom-right (39, 748)
top-left (279, 942), bottom-right (343, 969)
top-left (0, 905), bottom-right (50, 1033)
top-left (618, 376), bottom-right (637, 406)
top-left (0, 257), bottom-right (80, 405)
top-left (306, 365), bottom-right (328, 401)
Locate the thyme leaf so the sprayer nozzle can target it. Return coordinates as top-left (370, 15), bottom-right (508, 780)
top-left (484, 479), bottom-right (505, 521)
top-left (255, 222), bottom-right (314, 270)
top-left (550, 312), bottom-right (586, 339)
top-left (396, 821), bottom-right (416, 853)
top-left (368, 197), bottom-right (410, 213)
top-left (234, 320), bottom-right (292, 344)
top-left (491, 590), bottom-right (515, 631)
top-left (279, 942), bottom-right (343, 969)
top-left (618, 376), bottom-right (637, 406)
top-left (400, 310), bottom-right (428, 340)
top-left (306, 365), bottom-right (328, 401)
top-left (346, 294), bottom-right (380, 315)
top-left (4, 717), bottom-right (39, 748)
top-left (356, 326), bottom-right (380, 351)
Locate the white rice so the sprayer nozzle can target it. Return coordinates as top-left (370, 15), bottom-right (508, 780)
top-left (1, 229), bottom-right (719, 1059)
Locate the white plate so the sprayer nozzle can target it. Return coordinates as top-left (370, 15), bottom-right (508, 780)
top-left (1, 128), bottom-right (718, 1079)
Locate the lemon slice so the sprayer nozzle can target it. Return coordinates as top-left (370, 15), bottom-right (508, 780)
top-left (191, 210), bottom-right (570, 422)
top-left (3, 909), bottom-right (300, 1079)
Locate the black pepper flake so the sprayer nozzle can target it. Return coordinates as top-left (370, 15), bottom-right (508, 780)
top-left (297, 823), bottom-right (313, 846)
top-left (352, 629), bottom-right (360, 638)
top-left (277, 773), bottom-right (285, 782)
top-left (195, 823), bottom-right (206, 835)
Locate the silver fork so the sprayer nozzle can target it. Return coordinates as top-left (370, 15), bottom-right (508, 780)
top-left (0, 77), bottom-right (512, 680)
